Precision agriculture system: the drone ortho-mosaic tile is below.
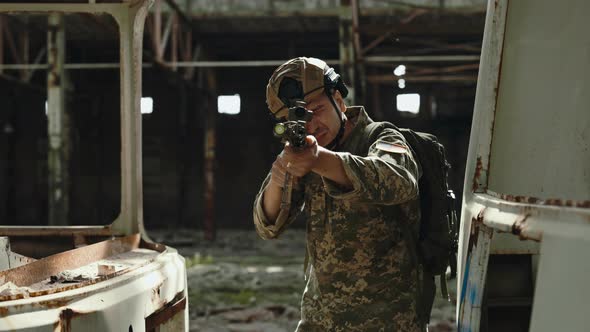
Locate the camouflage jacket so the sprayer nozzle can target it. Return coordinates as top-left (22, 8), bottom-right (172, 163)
top-left (253, 106), bottom-right (423, 332)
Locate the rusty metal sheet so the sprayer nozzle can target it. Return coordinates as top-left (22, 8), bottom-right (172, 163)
top-left (145, 292), bottom-right (186, 332)
top-left (0, 234), bottom-right (140, 288)
top-left (0, 226), bottom-right (114, 237)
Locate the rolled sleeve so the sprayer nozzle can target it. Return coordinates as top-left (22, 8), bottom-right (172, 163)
top-left (253, 173), bottom-right (305, 239)
top-left (322, 128), bottom-right (419, 205)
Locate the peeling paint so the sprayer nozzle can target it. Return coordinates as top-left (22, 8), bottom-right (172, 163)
top-left (55, 308), bottom-right (86, 332)
top-left (145, 292), bottom-right (186, 331)
top-left (472, 156), bottom-right (485, 192)
top-left (467, 209), bottom-right (485, 252)
top-left (511, 213), bottom-right (530, 239)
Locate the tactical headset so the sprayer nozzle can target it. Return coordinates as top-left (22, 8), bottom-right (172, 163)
top-left (277, 66), bottom-right (349, 150)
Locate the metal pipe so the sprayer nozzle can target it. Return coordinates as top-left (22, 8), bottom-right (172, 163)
top-left (0, 60), bottom-right (326, 69)
top-left (0, 55), bottom-right (480, 71)
top-left (163, 0), bottom-right (191, 28)
top-left (23, 46), bottom-right (46, 82)
top-left (154, 0), bottom-right (162, 61)
top-left (159, 11), bottom-right (174, 59)
top-left (368, 74), bottom-right (477, 83)
top-left (19, 21), bottom-right (29, 80)
top-left (365, 55), bottom-right (480, 62)
top-left (0, 16), bottom-right (3, 74)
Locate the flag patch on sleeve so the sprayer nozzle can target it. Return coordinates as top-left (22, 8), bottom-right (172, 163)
top-left (375, 141), bottom-right (408, 154)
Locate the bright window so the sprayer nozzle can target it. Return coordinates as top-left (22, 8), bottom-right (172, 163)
top-left (141, 97), bottom-right (153, 114)
top-left (218, 94), bottom-right (241, 115)
top-left (398, 79), bottom-right (406, 89)
top-left (396, 93), bottom-right (420, 114)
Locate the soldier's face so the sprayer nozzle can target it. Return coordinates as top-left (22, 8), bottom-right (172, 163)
top-left (305, 92), bottom-right (345, 147)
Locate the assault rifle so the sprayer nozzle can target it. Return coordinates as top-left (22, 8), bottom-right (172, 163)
top-left (273, 101), bottom-right (312, 149)
top-left (272, 101), bottom-right (312, 213)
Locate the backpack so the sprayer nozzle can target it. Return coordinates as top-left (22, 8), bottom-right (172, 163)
top-left (364, 121), bottom-right (459, 325)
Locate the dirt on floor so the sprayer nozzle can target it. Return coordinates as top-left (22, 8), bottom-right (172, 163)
top-left (152, 229), bottom-right (457, 332)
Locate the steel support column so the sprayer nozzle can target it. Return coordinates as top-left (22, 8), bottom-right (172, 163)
top-left (351, 0), bottom-right (365, 104)
top-left (111, 0), bottom-right (152, 236)
top-left (0, 16), bottom-right (3, 74)
top-left (47, 13), bottom-right (69, 226)
top-left (18, 19), bottom-right (29, 81)
top-left (339, 2), bottom-right (355, 105)
top-left (203, 69), bottom-right (216, 241)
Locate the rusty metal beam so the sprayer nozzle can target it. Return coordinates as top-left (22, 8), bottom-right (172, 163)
top-left (0, 16), bottom-right (3, 74)
top-left (22, 45), bottom-right (46, 82)
top-left (0, 234), bottom-right (140, 288)
top-left (0, 225), bottom-right (114, 237)
top-left (204, 69), bottom-right (216, 241)
top-left (145, 292), bottom-right (186, 331)
top-left (159, 12), bottom-right (174, 61)
top-left (171, 13), bottom-right (178, 71)
top-left (410, 63), bottom-right (479, 75)
top-left (365, 55), bottom-right (479, 63)
top-left (351, 0), bottom-right (362, 60)
top-left (154, 0), bottom-right (163, 61)
top-left (2, 18), bottom-right (19, 66)
top-left (399, 36), bottom-right (481, 53)
top-left (0, 60), bottom-right (332, 70)
top-left (183, 43), bottom-right (199, 81)
top-left (351, 0), bottom-right (367, 103)
top-left (339, 2), bottom-right (355, 104)
top-left (163, 0), bottom-right (191, 28)
top-left (0, 56), bottom-right (480, 71)
top-left (18, 17), bottom-right (29, 81)
top-left (361, 8), bottom-right (427, 55)
top-left (368, 73), bottom-right (477, 83)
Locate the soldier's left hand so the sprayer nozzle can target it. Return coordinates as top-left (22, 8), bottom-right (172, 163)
top-left (283, 135), bottom-right (319, 177)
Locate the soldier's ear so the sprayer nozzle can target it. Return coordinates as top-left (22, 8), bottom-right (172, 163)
top-left (333, 90), bottom-right (347, 112)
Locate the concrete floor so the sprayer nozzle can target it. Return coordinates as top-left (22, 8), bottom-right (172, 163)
top-left (152, 229), bottom-right (456, 332)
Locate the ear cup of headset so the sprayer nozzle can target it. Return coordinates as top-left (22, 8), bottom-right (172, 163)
top-left (323, 67), bottom-right (349, 99)
top-left (336, 80), bottom-right (348, 98)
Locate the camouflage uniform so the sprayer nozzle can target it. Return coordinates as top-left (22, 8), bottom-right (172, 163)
top-left (254, 106), bottom-right (423, 332)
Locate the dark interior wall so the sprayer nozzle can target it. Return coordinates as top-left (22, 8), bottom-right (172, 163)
top-left (141, 69), bottom-right (203, 230)
top-left (0, 71), bottom-right (123, 226)
top-left (68, 70), bottom-right (121, 226)
top-left (365, 81), bottom-right (474, 208)
top-left (0, 65), bottom-right (475, 230)
top-left (213, 67), bottom-right (282, 229)
top-left (0, 80), bottom-right (46, 225)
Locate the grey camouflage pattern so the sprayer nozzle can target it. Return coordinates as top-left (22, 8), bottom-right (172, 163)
top-left (254, 107), bottom-right (423, 331)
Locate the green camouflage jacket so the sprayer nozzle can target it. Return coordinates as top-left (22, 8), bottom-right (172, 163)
top-left (253, 106), bottom-right (423, 332)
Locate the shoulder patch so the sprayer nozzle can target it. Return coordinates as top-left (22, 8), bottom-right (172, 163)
top-left (375, 141), bottom-right (408, 154)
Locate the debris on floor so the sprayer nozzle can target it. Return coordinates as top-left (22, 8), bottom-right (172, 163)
top-left (152, 229), bottom-right (457, 332)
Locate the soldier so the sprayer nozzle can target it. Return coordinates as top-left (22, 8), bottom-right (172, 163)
top-left (253, 57), bottom-right (423, 331)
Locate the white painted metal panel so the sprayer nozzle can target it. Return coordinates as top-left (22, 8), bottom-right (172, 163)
top-left (488, 0), bottom-right (590, 201)
top-left (0, 248), bottom-right (187, 331)
top-left (530, 234), bottom-right (590, 332)
top-left (458, 0), bottom-right (590, 331)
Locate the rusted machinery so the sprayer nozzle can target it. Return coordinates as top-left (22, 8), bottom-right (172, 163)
top-left (0, 1), bottom-right (188, 330)
top-left (457, 0), bottom-right (589, 331)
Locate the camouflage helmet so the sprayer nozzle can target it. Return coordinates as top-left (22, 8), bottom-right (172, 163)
top-left (266, 57), bottom-right (347, 119)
